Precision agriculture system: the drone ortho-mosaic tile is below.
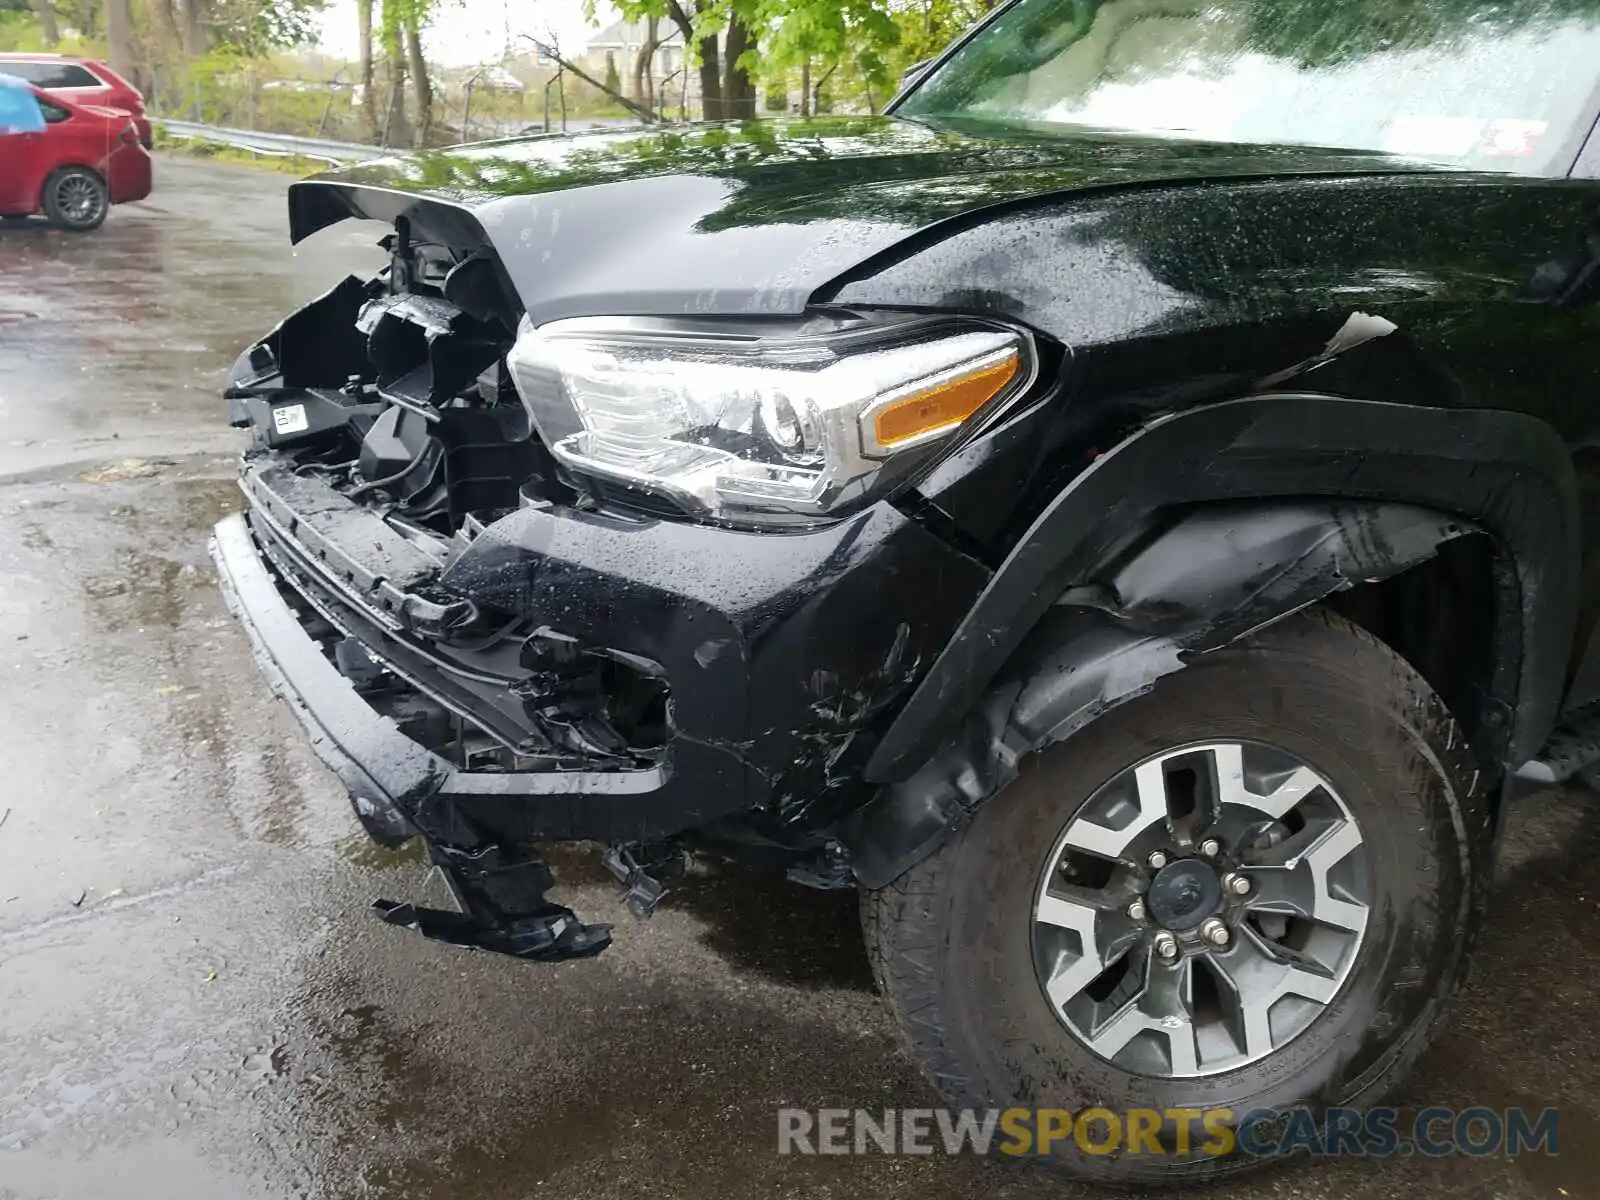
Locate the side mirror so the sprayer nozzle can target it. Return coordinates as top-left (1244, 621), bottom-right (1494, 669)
top-left (899, 60), bottom-right (931, 91)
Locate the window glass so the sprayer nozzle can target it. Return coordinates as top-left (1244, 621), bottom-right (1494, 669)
top-left (39, 99), bottom-right (71, 124)
top-left (901, 0), bottom-right (1600, 174)
top-left (3, 61), bottom-right (101, 89)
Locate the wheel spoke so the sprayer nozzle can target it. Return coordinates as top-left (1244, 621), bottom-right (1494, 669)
top-left (1207, 743), bottom-right (1247, 811)
top-left (1082, 953), bottom-right (1200, 1073)
top-left (1240, 863), bottom-right (1315, 919)
top-left (1205, 951), bottom-right (1275, 1061)
top-left (1062, 759), bottom-right (1171, 860)
top-left (1246, 765), bottom-right (1325, 819)
top-left (1251, 817), bottom-right (1367, 933)
top-left (1209, 926), bottom-right (1340, 1059)
top-left (1038, 891), bottom-right (1113, 1008)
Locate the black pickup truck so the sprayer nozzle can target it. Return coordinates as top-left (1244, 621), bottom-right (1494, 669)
top-left (211, 0), bottom-right (1600, 1183)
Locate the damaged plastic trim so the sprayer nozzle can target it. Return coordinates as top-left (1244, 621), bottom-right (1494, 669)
top-left (838, 501), bottom-right (1474, 889)
top-left (375, 841), bottom-right (612, 962)
top-left (208, 513), bottom-right (664, 960)
top-left (866, 394), bottom-right (1579, 787)
top-left (209, 514), bottom-right (722, 824)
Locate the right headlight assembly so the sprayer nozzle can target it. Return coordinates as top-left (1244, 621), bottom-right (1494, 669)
top-left (505, 311), bottom-right (1033, 528)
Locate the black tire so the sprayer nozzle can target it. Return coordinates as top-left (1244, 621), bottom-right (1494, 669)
top-left (863, 609), bottom-right (1492, 1184)
top-left (41, 166), bottom-right (108, 232)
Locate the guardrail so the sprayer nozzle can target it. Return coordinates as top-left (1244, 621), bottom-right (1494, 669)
top-left (157, 116), bottom-right (648, 165)
top-left (158, 119), bottom-right (389, 164)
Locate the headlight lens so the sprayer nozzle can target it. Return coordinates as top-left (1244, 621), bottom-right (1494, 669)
top-left (506, 312), bottom-right (1030, 526)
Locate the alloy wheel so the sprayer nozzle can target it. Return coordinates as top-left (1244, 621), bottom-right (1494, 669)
top-left (1031, 741), bottom-right (1371, 1077)
top-left (55, 174), bottom-right (105, 227)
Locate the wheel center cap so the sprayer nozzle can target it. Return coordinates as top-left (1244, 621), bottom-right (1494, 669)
top-left (1146, 858), bottom-right (1223, 930)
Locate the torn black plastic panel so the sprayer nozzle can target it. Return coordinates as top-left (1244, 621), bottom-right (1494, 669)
top-left (374, 840), bottom-right (612, 962)
top-left (867, 394), bottom-right (1580, 791)
top-left (838, 501), bottom-right (1476, 889)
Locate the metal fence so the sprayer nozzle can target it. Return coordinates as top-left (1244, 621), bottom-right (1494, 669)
top-left (158, 119), bottom-right (388, 163)
top-left (157, 111), bottom-right (646, 164)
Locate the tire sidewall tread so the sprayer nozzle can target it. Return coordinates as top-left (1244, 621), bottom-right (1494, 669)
top-left (862, 609), bottom-right (1493, 1184)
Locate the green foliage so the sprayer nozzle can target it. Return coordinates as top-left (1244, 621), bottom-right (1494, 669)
top-left (0, 8), bottom-right (94, 51)
top-left (754, 0), bottom-right (900, 99)
top-left (0, 10), bottom-right (39, 49)
top-left (887, 0), bottom-right (996, 67)
top-left (603, 50), bottom-right (620, 94)
top-left (204, 0), bottom-right (328, 53)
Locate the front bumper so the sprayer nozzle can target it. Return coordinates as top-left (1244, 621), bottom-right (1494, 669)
top-left (213, 468), bottom-right (991, 847)
top-left (213, 512), bottom-right (438, 843)
top-left (211, 511), bottom-right (752, 844)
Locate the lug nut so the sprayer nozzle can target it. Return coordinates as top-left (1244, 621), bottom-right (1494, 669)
top-left (1225, 872), bottom-right (1251, 896)
top-left (1127, 899), bottom-right (1147, 922)
top-left (1154, 931), bottom-right (1179, 959)
top-left (1148, 850), bottom-right (1169, 870)
top-left (1200, 917), bottom-right (1230, 947)
top-left (1199, 837), bottom-right (1220, 857)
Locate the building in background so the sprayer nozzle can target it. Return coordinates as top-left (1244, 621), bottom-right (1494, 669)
top-left (581, 18), bottom-right (695, 113)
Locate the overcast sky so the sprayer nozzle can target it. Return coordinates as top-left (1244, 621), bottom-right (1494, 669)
top-left (312, 0), bottom-right (620, 68)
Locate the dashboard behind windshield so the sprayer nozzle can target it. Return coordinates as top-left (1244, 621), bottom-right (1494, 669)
top-left (897, 0), bottom-right (1600, 174)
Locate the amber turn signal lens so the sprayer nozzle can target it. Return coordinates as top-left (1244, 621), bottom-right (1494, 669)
top-left (872, 350), bottom-right (1021, 449)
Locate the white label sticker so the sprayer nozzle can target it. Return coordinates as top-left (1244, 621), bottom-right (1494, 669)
top-left (1480, 119), bottom-right (1548, 157)
top-left (272, 403), bottom-right (309, 435)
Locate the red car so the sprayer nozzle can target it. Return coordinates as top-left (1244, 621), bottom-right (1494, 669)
top-left (0, 76), bottom-right (152, 231)
top-left (0, 52), bottom-right (151, 148)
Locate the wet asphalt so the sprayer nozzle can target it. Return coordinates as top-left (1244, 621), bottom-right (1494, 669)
top-left (1, 156), bottom-right (1598, 1200)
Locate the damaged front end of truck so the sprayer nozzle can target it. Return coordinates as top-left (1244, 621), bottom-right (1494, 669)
top-left (211, 177), bottom-right (1012, 961)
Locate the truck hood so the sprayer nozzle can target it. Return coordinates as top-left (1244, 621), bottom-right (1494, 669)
top-left (288, 115), bottom-right (1425, 327)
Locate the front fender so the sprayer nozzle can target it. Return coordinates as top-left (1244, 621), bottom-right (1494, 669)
top-left (867, 394), bottom-right (1577, 786)
top-left (840, 500), bottom-right (1470, 887)
top-left (844, 395), bottom-right (1578, 888)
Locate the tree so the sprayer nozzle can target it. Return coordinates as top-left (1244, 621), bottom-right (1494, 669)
top-left (378, 0), bottom-right (410, 146)
top-left (178, 0), bottom-right (203, 56)
top-left (356, 0), bottom-right (376, 138)
top-left (753, 0), bottom-right (899, 114)
top-left (614, 0), bottom-right (726, 119)
top-left (631, 14), bottom-right (662, 107)
top-left (402, 9), bottom-right (429, 144)
top-left (602, 48), bottom-right (620, 95)
top-left (29, 0), bottom-right (58, 45)
top-left (721, 10), bottom-right (755, 117)
top-left (105, 0), bottom-right (134, 81)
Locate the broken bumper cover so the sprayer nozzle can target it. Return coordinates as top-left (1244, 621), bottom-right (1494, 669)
top-left (212, 472), bottom-right (993, 849)
top-left (213, 512), bottom-right (437, 842)
top-left (211, 512), bottom-right (698, 846)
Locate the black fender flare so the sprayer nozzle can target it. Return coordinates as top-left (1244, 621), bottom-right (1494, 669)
top-left (844, 394), bottom-right (1577, 888)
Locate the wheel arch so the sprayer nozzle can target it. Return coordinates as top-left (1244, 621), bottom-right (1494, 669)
top-left (843, 393), bottom-right (1577, 888)
top-left (42, 160), bottom-right (106, 190)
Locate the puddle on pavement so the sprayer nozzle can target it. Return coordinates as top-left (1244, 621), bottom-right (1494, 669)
top-left (78, 457), bottom-right (177, 484)
top-left (48, 473), bottom-right (346, 856)
top-left (669, 857), bottom-right (875, 992)
top-left (336, 834), bottom-right (426, 870)
top-left (81, 548), bottom-right (197, 630)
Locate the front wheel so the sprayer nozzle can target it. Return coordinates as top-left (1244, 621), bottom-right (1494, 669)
top-left (864, 610), bottom-right (1491, 1184)
top-left (42, 166), bottom-right (108, 232)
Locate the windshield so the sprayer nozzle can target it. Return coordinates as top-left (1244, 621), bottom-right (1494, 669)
top-left (898, 0), bottom-right (1600, 173)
